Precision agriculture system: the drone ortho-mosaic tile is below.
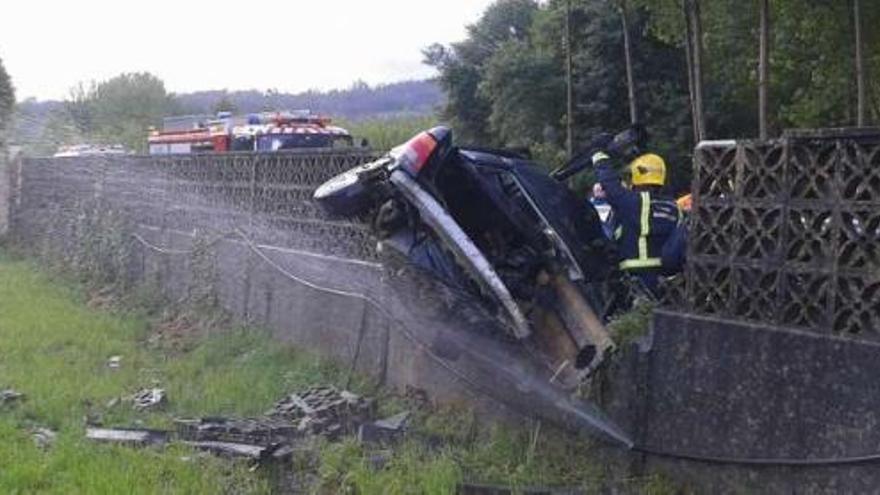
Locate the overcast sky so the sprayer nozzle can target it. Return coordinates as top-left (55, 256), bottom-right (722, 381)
top-left (0, 0), bottom-right (495, 101)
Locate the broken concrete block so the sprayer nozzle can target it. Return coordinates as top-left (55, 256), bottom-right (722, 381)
top-left (86, 427), bottom-right (169, 446)
top-left (182, 440), bottom-right (268, 460)
top-left (357, 423), bottom-right (384, 444)
top-left (268, 386), bottom-right (374, 438)
top-left (131, 388), bottom-right (166, 410)
top-left (270, 443), bottom-right (295, 462)
top-left (174, 417), bottom-right (297, 445)
top-left (107, 356), bottom-right (122, 370)
top-left (374, 411), bottom-right (410, 431)
top-left (358, 411), bottom-right (410, 444)
top-left (31, 427), bottom-right (57, 450)
top-left (0, 389), bottom-right (24, 406)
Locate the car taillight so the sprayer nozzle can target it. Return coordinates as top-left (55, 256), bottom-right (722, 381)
top-left (394, 131), bottom-right (437, 176)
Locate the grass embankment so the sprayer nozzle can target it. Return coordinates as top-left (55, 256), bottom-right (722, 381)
top-left (0, 256), bottom-right (329, 493)
top-left (0, 254), bottom-right (674, 494)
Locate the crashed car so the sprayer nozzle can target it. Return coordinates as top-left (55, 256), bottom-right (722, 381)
top-left (314, 126), bottom-right (643, 387)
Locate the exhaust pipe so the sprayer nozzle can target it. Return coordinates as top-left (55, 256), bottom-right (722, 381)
top-left (550, 274), bottom-right (616, 376)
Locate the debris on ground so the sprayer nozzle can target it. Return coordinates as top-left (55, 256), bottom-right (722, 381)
top-left (267, 386), bottom-right (373, 439)
top-left (131, 388), bottom-right (166, 410)
top-left (375, 410), bottom-right (410, 431)
top-left (181, 440), bottom-right (276, 461)
top-left (358, 410), bottom-right (410, 445)
top-left (107, 355), bottom-right (122, 370)
top-left (31, 427), bottom-right (57, 450)
top-left (0, 389), bottom-right (24, 406)
top-left (175, 417), bottom-right (298, 445)
top-left (86, 427), bottom-right (169, 446)
top-left (87, 385), bottom-right (374, 468)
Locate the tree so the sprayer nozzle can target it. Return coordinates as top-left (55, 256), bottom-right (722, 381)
top-left (57, 72), bottom-right (176, 152)
top-left (635, 0), bottom-right (880, 135)
top-left (429, 0), bottom-right (878, 192)
top-left (563, 1), bottom-right (689, 157)
top-left (0, 56), bottom-right (14, 144)
top-left (65, 82), bottom-right (97, 136)
top-left (424, 0), bottom-right (540, 145)
top-left (480, 39), bottom-right (565, 148)
top-left (427, 0), bottom-right (691, 186)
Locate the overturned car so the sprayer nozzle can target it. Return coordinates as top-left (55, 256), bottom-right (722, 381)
top-left (314, 127), bottom-right (640, 388)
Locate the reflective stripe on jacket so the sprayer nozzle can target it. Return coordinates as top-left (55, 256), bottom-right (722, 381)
top-left (592, 152), bottom-right (680, 272)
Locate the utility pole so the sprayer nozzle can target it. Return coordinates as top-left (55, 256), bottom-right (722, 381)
top-left (682, 0), bottom-right (699, 144)
top-left (620, 0), bottom-right (639, 124)
top-left (690, 0), bottom-right (706, 141)
top-left (854, 0), bottom-right (866, 126)
top-left (758, 0), bottom-right (770, 139)
top-left (565, 0), bottom-right (574, 158)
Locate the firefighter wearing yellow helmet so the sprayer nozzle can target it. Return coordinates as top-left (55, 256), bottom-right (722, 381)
top-left (591, 150), bottom-right (682, 293)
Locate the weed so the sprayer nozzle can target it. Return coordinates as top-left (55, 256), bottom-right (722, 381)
top-left (607, 297), bottom-right (657, 346)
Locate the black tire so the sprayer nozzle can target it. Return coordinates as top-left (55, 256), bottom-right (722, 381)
top-left (313, 158), bottom-right (388, 217)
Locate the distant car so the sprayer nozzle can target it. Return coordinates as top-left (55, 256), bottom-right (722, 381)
top-left (53, 144), bottom-right (128, 157)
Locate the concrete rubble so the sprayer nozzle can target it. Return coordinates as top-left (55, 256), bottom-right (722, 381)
top-left (86, 427), bottom-right (169, 446)
top-left (131, 388), bottom-right (166, 410)
top-left (107, 356), bottom-right (122, 370)
top-left (86, 386), bottom-right (375, 465)
top-left (0, 389), bottom-right (23, 406)
top-left (31, 427), bottom-right (57, 450)
top-left (174, 417), bottom-right (298, 445)
top-left (181, 440), bottom-right (275, 461)
top-left (358, 410), bottom-right (411, 445)
top-left (267, 385), bottom-right (373, 439)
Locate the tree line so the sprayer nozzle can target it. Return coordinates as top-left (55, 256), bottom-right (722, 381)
top-left (426, 0), bottom-right (879, 192)
top-left (11, 77), bottom-right (443, 155)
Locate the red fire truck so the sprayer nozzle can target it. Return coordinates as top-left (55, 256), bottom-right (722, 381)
top-left (147, 111), bottom-right (354, 155)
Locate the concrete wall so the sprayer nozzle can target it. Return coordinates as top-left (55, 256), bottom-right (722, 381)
top-left (603, 310), bottom-right (880, 493)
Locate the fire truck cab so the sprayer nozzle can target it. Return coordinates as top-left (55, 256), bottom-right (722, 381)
top-left (231, 111), bottom-right (354, 152)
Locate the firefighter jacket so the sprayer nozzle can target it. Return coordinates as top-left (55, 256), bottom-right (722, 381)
top-left (591, 152), bottom-right (682, 286)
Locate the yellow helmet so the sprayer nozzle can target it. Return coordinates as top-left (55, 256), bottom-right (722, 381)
top-left (630, 153), bottom-right (666, 187)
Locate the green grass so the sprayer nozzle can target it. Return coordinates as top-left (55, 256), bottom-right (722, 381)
top-left (0, 256), bottom-right (344, 494)
top-left (0, 253), bottom-right (679, 494)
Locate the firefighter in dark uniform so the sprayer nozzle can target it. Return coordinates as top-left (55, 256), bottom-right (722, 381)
top-left (590, 150), bottom-right (682, 293)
